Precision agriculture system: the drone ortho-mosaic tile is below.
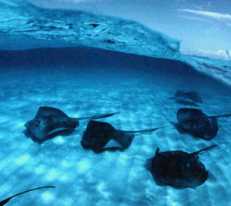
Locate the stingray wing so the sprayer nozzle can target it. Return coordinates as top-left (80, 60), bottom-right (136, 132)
top-left (37, 106), bottom-right (69, 118)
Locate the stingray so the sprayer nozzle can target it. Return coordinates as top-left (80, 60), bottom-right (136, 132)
top-left (146, 144), bottom-right (217, 189)
top-left (81, 120), bottom-right (161, 153)
top-left (24, 106), bottom-right (118, 143)
top-left (172, 108), bottom-right (231, 140)
top-left (0, 185), bottom-right (55, 206)
top-left (170, 90), bottom-right (202, 106)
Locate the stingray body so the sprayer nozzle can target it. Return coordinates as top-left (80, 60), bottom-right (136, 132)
top-left (175, 108), bottom-right (219, 140)
top-left (24, 106), bottom-right (78, 143)
top-left (24, 106), bottom-right (117, 143)
top-left (146, 145), bottom-right (217, 189)
top-left (81, 120), bottom-right (160, 153)
top-left (171, 90), bottom-right (202, 106)
top-left (0, 186), bottom-right (55, 206)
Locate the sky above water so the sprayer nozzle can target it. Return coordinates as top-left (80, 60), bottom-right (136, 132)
top-left (30, 0), bottom-right (231, 58)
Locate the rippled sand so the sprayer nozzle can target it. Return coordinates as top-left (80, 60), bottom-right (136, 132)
top-left (0, 63), bottom-right (231, 206)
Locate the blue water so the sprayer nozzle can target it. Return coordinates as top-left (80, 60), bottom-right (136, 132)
top-left (0, 47), bottom-right (231, 206)
top-left (1, 1), bottom-right (231, 206)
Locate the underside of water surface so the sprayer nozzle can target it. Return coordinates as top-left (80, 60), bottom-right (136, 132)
top-left (1, 1), bottom-right (231, 206)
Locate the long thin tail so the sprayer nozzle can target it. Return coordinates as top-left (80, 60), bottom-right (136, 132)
top-left (209, 113), bottom-right (231, 118)
top-left (122, 127), bottom-right (163, 134)
top-left (78, 112), bottom-right (119, 120)
top-left (0, 186), bottom-right (55, 206)
top-left (191, 144), bottom-right (218, 156)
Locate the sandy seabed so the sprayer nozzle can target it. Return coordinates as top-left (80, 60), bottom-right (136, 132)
top-left (0, 65), bottom-right (231, 206)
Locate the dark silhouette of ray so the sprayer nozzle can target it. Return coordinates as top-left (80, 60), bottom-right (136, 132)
top-left (146, 144), bottom-right (217, 189)
top-left (81, 120), bottom-right (161, 153)
top-left (170, 90), bottom-right (202, 106)
top-left (172, 108), bottom-right (231, 140)
top-left (24, 106), bottom-right (118, 143)
top-left (174, 108), bottom-right (219, 140)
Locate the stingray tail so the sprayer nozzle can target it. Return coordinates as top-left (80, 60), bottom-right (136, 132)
top-left (78, 112), bottom-right (119, 120)
top-left (191, 144), bottom-right (218, 156)
top-left (209, 113), bottom-right (231, 118)
top-left (0, 186), bottom-right (55, 205)
top-left (123, 127), bottom-right (163, 134)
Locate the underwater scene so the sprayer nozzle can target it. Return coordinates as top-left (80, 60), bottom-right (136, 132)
top-left (1, 0), bottom-right (231, 206)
